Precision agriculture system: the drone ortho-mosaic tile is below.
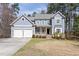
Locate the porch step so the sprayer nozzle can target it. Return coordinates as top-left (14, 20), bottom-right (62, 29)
top-left (46, 35), bottom-right (52, 39)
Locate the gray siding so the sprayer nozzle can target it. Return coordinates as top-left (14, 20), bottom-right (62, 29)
top-left (14, 17), bottom-right (32, 27)
top-left (52, 13), bottom-right (65, 34)
top-left (11, 16), bottom-right (33, 37)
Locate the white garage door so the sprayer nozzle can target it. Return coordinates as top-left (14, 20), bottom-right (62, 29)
top-left (14, 30), bottom-right (23, 37)
top-left (13, 29), bottom-right (32, 37)
top-left (24, 30), bottom-right (32, 37)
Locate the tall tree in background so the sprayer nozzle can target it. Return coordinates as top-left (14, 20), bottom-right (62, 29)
top-left (73, 16), bottom-right (79, 37)
top-left (0, 3), bottom-right (19, 37)
top-left (32, 12), bottom-right (37, 17)
top-left (11, 3), bottom-right (20, 15)
top-left (47, 3), bottom-right (66, 14)
top-left (63, 4), bottom-right (79, 39)
top-left (47, 3), bottom-right (79, 39)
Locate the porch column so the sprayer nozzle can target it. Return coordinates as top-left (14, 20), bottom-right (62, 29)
top-left (46, 27), bottom-right (47, 35)
top-left (40, 27), bottom-right (42, 34)
top-left (33, 27), bottom-right (35, 34)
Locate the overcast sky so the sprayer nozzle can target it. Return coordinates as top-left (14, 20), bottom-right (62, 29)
top-left (18, 3), bottom-right (48, 16)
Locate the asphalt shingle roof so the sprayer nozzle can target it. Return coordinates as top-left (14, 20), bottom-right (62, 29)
top-left (34, 14), bottom-right (53, 19)
top-left (27, 14), bottom-right (53, 21)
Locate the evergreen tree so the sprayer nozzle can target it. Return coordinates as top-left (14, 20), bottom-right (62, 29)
top-left (73, 16), bottom-right (79, 36)
top-left (47, 3), bottom-right (79, 39)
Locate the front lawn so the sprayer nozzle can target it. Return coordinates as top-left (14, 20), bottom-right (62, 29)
top-left (14, 38), bottom-right (79, 56)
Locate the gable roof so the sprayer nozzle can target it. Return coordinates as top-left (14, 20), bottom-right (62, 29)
top-left (10, 11), bottom-right (65, 26)
top-left (10, 15), bottom-right (34, 25)
top-left (52, 11), bottom-right (65, 19)
top-left (26, 11), bottom-right (65, 20)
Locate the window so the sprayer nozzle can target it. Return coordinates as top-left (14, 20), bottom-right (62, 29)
top-left (56, 29), bottom-right (61, 33)
top-left (41, 20), bottom-right (45, 25)
top-left (35, 19), bottom-right (50, 25)
top-left (41, 27), bottom-right (45, 33)
top-left (57, 19), bottom-right (60, 23)
top-left (42, 21), bottom-right (44, 24)
top-left (47, 20), bottom-right (50, 25)
top-left (45, 20), bottom-right (47, 24)
top-left (36, 21), bottom-right (39, 25)
top-left (40, 20), bottom-right (42, 25)
top-left (35, 27), bottom-right (40, 34)
top-left (44, 20), bottom-right (46, 25)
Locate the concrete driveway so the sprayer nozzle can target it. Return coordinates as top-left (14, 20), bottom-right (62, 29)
top-left (0, 38), bottom-right (31, 56)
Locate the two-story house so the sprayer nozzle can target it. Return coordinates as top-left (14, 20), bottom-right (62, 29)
top-left (10, 11), bottom-right (65, 38)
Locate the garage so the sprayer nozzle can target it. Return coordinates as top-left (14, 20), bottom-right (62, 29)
top-left (10, 15), bottom-right (34, 38)
top-left (13, 29), bottom-right (32, 37)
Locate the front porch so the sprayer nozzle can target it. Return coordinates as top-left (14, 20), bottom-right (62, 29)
top-left (33, 26), bottom-right (65, 38)
top-left (34, 26), bottom-right (52, 35)
top-left (32, 26), bottom-right (52, 38)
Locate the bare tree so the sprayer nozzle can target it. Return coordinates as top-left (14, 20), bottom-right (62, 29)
top-left (0, 3), bottom-right (19, 37)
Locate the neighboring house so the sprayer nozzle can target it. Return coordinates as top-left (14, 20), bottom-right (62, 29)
top-left (10, 11), bottom-right (65, 38)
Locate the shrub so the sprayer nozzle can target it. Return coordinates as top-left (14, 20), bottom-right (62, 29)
top-left (35, 35), bottom-right (38, 38)
top-left (43, 35), bottom-right (46, 38)
top-left (32, 35), bottom-right (35, 38)
top-left (53, 32), bottom-right (63, 38)
top-left (52, 35), bottom-right (54, 38)
top-left (39, 35), bottom-right (41, 38)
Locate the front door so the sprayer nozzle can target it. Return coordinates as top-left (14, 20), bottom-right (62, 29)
top-left (47, 28), bottom-right (49, 34)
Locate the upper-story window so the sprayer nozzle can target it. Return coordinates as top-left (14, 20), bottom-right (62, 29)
top-left (35, 27), bottom-right (40, 34)
top-left (37, 21), bottom-right (39, 24)
top-left (35, 19), bottom-right (50, 25)
top-left (57, 19), bottom-right (60, 23)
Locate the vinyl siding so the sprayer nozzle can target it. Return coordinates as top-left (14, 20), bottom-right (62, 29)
top-left (14, 17), bottom-right (32, 27)
top-left (52, 13), bottom-right (65, 34)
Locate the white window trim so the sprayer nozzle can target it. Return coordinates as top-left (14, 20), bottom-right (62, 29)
top-left (55, 28), bottom-right (62, 33)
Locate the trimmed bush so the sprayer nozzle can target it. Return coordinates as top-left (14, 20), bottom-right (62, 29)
top-left (32, 35), bottom-right (35, 38)
top-left (36, 35), bottom-right (38, 38)
top-left (39, 35), bottom-right (41, 38)
top-left (53, 32), bottom-right (64, 39)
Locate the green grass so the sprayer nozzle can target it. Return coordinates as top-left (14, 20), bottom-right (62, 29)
top-left (14, 38), bottom-right (79, 56)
